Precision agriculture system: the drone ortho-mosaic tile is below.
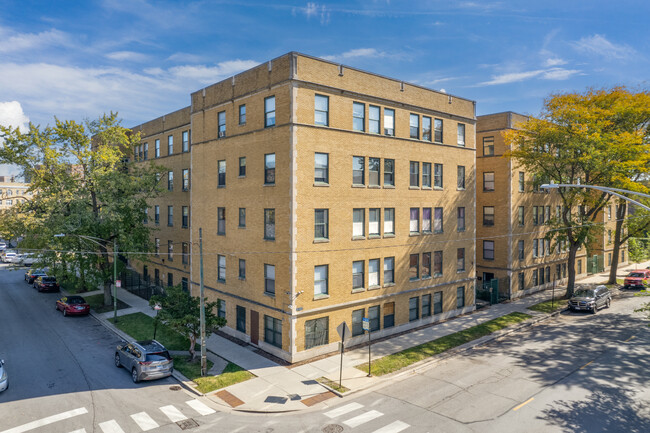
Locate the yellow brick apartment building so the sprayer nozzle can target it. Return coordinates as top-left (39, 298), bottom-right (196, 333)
top-left (0, 177), bottom-right (32, 210)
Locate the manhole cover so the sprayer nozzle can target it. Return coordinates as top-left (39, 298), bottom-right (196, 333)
top-left (322, 425), bottom-right (343, 433)
top-left (169, 385), bottom-right (182, 391)
top-left (176, 418), bottom-right (199, 430)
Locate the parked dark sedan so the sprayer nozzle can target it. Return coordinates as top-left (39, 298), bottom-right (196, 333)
top-left (25, 268), bottom-right (48, 284)
top-left (56, 296), bottom-right (90, 316)
top-left (33, 276), bottom-right (59, 292)
top-left (568, 285), bottom-right (611, 313)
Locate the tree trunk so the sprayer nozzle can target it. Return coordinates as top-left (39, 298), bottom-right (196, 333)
top-left (188, 333), bottom-right (196, 361)
top-left (566, 244), bottom-right (579, 297)
top-left (608, 201), bottom-right (626, 284)
top-left (104, 281), bottom-right (113, 307)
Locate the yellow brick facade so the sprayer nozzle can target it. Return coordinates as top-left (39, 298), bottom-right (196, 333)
top-left (0, 180), bottom-right (32, 210)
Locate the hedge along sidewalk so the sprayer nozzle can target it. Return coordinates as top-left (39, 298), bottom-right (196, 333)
top-left (355, 312), bottom-right (532, 376)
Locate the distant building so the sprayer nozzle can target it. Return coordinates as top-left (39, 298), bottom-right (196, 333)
top-left (0, 177), bottom-right (32, 210)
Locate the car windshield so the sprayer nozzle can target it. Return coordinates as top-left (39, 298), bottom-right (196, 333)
top-left (574, 289), bottom-right (594, 298)
top-left (67, 297), bottom-right (85, 304)
top-left (628, 273), bottom-right (644, 278)
top-left (42, 277), bottom-right (56, 283)
top-left (145, 352), bottom-right (171, 362)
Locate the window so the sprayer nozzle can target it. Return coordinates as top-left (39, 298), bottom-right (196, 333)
top-left (518, 240), bottom-right (524, 260)
top-left (182, 206), bottom-right (189, 228)
top-left (540, 267), bottom-right (545, 285)
top-left (314, 265), bottom-right (328, 296)
top-left (409, 114), bottom-right (419, 139)
top-left (182, 242), bottom-right (189, 265)
top-left (545, 206), bottom-right (551, 224)
top-left (483, 172), bottom-right (495, 191)
top-left (457, 124), bottom-right (465, 146)
top-left (155, 205), bottom-right (160, 224)
top-left (368, 306), bottom-right (380, 331)
top-left (422, 207), bottom-right (432, 233)
top-left (167, 171), bottom-right (173, 191)
top-left (533, 239), bottom-right (539, 258)
top-left (422, 162), bottom-right (431, 188)
top-left (239, 104), bottom-right (246, 125)
top-left (239, 259), bottom-right (246, 279)
top-left (483, 136), bottom-right (494, 156)
top-left (138, 145), bottom-right (142, 161)
top-left (384, 257), bottom-right (394, 284)
top-left (236, 305), bottom-right (245, 333)
top-left (457, 166), bottom-right (465, 190)
top-left (168, 135), bottom-right (173, 155)
top-left (315, 153), bottom-right (329, 183)
top-left (352, 309), bottom-right (365, 336)
top-left (264, 209), bottom-right (275, 240)
top-left (518, 206), bottom-right (524, 226)
top-left (154, 238), bottom-right (160, 256)
top-left (483, 240), bottom-right (495, 260)
top-left (217, 299), bottom-right (226, 318)
top-left (546, 266), bottom-right (551, 282)
top-left (218, 111), bottom-right (226, 137)
top-left (519, 272), bottom-right (525, 291)
top-left (239, 208), bottom-right (246, 228)
top-left (353, 102), bottom-right (365, 132)
top-left (368, 259), bottom-right (379, 287)
top-left (264, 316), bottom-right (282, 348)
top-left (578, 259), bottom-right (582, 274)
top-left (457, 287), bottom-right (465, 308)
top-left (143, 143), bottom-right (148, 160)
top-left (264, 153), bottom-right (275, 185)
top-left (518, 172), bottom-right (525, 192)
top-left (457, 248), bottom-right (465, 272)
top-left (264, 264), bottom-right (275, 295)
top-left (368, 158), bottom-right (380, 186)
top-left (167, 273), bottom-right (173, 287)
top-left (217, 207), bottom-right (225, 235)
top-left (384, 159), bottom-right (395, 186)
top-left (353, 208), bottom-right (365, 237)
top-left (533, 269), bottom-right (539, 286)
top-left (384, 208), bottom-right (395, 235)
top-left (239, 157), bottom-right (246, 177)
top-left (434, 164), bottom-right (443, 188)
top-left (434, 207), bottom-right (443, 233)
top-left (409, 161), bottom-right (419, 187)
top-left (218, 160), bottom-right (226, 187)
top-left (167, 206), bottom-right (173, 226)
top-left (182, 277), bottom-right (188, 292)
top-left (433, 292), bottom-right (443, 314)
top-left (315, 94), bottom-right (329, 126)
top-left (352, 261), bottom-right (364, 290)
top-left (483, 206), bottom-right (495, 226)
top-left (433, 251), bottom-right (442, 277)
top-left (369, 105), bottom-right (380, 134)
top-left (315, 209), bottom-right (328, 239)
top-left (182, 130), bottom-right (189, 153)
top-left (353, 156), bottom-right (365, 185)
top-left (265, 96), bottom-right (275, 127)
top-left (422, 116), bottom-right (432, 141)
top-left (545, 239), bottom-right (551, 256)
top-left (457, 207), bottom-right (465, 232)
top-left (144, 208), bottom-right (148, 224)
top-left (384, 108), bottom-right (395, 136)
top-left (369, 208), bottom-right (380, 236)
top-left (533, 206), bottom-right (539, 225)
top-left (218, 255), bottom-right (226, 282)
top-left (155, 139), bottom-right (160, 158)
top-left (409, 254), bottom-right (419, 281)
top-left (410, 208), bottom-right (420, 234)
top-left (182, 169), bottom-right (189, 191)
top-left (409, 297), bottom-right (420, 322)
top-left (167, 240), bottom-right (173, 260)
top-left (608, 205), bottom-right (612, 220)
top-left (305, 317), bottom-right (328, 349)
top-left (383, 302), bottom-right (395, 328)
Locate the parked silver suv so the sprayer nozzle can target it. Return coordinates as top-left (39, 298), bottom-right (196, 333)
top-left (114, 340), bottom-right (174, 383)
top-left (568, 285), bottom-right (612, 313)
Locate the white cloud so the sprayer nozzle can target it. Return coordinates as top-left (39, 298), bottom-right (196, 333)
top-left (322, 48), bottom-right (383, 61)
top-left (478, 67), bottom-right (580, 86)
top-left (168, 60), bottom-right (259, 84)
top-left (573, 34), bottom-right (636, 60)
top-left (167, 52), bottom-right (204, 63)
top-left (106, 51), bottom-right (149, 62)
top-left (542, 68), bottom-right (581, 80)
top-left (0, 101), bottom-right (30, 132)
top-left (0, 27), bottom-right (73, 54)
top-left (294, 2), bottom-right (331, 25)
top-left (543, 57), bottom-right (567, 67)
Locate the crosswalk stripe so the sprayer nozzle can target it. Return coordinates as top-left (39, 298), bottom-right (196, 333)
top-left (1, 407), bottom-right (88, 433)
top-left (324, 402), bottom-right (364, 419)
top-left (343, 410), bottom-right (384, 428)
top-left (159, 405), bottom-right (187, 422)
top-left (186, 399), bottom-right (216, 416)
top-left (98, 420), bottom-right (125, 433)
top-left (373, 420), bottom-right (410, 433)
top-left (68, 429), bottom-right (87, 433)
top-left (130, 412), bottom-right (159, 431)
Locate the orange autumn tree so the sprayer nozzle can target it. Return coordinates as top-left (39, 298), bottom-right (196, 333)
top-left (505, 87), bottom-right (650, 295)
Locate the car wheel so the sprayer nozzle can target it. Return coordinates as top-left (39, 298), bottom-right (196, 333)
top-left (606, 298), bottom-right (611, 308)
top-left (132, 368), bottom-right (140, 383)
top-left (114, 354), bottom-right (122, 368)
top-left (63, 308), bottom-right (67, 317)
top-left (592, 304), bottom-right (598, 314)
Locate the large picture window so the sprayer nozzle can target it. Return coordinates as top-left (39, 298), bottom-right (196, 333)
top-left (264, 316), bottom-right (282, 348)
top-left (305, 317), bottom-right (328, 349)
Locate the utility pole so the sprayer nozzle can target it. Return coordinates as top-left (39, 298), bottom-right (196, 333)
top-left (199, 228), bottom-right (206, 377)
top-left (113, 239), bottom-right (118, 323)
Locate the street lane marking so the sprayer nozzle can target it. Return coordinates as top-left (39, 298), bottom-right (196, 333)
top-left (0, 407), bottom-right (88, 433)
top-left (343, 410), bottom-right (384, 428)
top-left (159, 405), bottom-right (187, 422)
top-left (372, 420), bottom-right (410, 433)
top-left (130, 412), bottom-right (159, 431)
top-left (580, 361), bottom-right (593, 370)
top-left (624, 336), bottom-right (636, 342)
top-left (98, 420), bottom-right (125, 433)
top-left (513, 397), bottom-right (534, 411)
top-left (186, 399), bottom-right (216, 416)
top-left (68, 430), bottom-right (87, 433)
top-left (324, 402), bottom-right (364, 418)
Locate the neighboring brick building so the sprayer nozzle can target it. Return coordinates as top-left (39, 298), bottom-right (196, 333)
top-left (0, 178), bottom-right (32, 210)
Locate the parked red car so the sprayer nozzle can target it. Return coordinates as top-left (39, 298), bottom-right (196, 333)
top-left (623, 270), bottom-right (650, 289)
top-left (33, 276), bottom-right (59, 292)
top-left (56, 296), bottom-right (90, 316)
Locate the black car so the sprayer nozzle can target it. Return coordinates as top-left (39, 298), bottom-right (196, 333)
top-left (33, 276), bottom-right (60, 292)
top-left (25, 268), bottom-right (48, 284)
top-left (568, 285), bottom-right (611, 313)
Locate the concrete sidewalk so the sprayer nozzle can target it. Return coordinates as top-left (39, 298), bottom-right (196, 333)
top-left (81, 259), bottom-right (650, 413)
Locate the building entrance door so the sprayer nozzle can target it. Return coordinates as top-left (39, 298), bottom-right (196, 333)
top-left (250, 310), bottom-right (259, 345)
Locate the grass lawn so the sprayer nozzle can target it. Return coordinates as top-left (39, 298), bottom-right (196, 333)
top-left (176, 360), bottom-right (254, 394)
top-left (528, 298), bottom-right (567, 314)
top-left (85, 293), bottom-right (130, 314)
top-left (317, 377), bottom-right (349, 393)
top-left (356, 312), bottom-right (531, 376)
top-left (109, 312), bottom-right (193, 351)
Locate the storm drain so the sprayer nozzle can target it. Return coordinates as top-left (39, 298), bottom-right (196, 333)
top-left (322, 425), bottom-right (343, 433)
top-left (169, 385), bottom-right (182, 391)
top-left (176, 418), bottom-right (199, 430)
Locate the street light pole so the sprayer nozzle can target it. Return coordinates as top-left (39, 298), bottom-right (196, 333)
top-left (199, 228), bottom-right (206, 377)
top-left (113, 239), bottom-right (118, 323)
top-left (541, 183), bottom-right (650, 212)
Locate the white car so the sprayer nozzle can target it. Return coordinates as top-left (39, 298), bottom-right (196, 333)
top-left (7, 253), bottom-right (24, 264)
top-left (0, 359), bottom-right (7, 392)
top-left (0, 242), bottom-right (6, 251)
top-left (21, 253), bottom-right (37, 266)
top-left (2, 251), bottom-right (16, 263)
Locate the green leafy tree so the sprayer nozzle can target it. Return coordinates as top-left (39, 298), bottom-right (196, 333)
top-left (150, 286), bottom-right (226, 361)
top-left (0, 113), bottom-right (164, 305)
top-left (506, 87), bottom-right (650, 296)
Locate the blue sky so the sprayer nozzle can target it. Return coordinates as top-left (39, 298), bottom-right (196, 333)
top-left (0, 0), bottom-right (648, 143)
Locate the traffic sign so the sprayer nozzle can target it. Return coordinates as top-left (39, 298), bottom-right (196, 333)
top-left (115, 280), bottom-right (121, 288)
top-left (362, 317), bottom-right (370, 331)
top-left (336, 321), bottom-right (351, 340)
